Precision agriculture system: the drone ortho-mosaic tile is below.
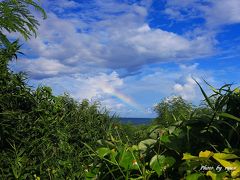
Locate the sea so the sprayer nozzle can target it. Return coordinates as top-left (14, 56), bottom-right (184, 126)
top-left (119, 118), bottom-right (154, 125)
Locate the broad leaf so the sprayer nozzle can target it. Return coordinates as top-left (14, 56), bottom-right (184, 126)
top-left (138, 139), bottom-right (157, 152)
top-left (119, 150), bottom-right (136, 170)
top-left (199, 150), bottom-right (213, 158)
top-left (97, 147), bottom-right (111, 159)
top-left (206, 171), bottom-right (229, 180)
top-left (213, 153), bottom-right (239, 160)
top-left (182, 153), bottom-right (198, 160)
top-left (231, 162), bottom-right (240, 178)
top-left (160, 135), bottom-right (170, 143)
top-left (150, 155), bottom-right (175, 176)
top-left (213, 157), bottom-right (232, 168)
top-left (186, 173), bottom-right (204, 180)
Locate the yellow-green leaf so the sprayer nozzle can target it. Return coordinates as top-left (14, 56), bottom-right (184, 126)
top-left (182, 153), bottom-right (198, 160)
top-left (231, 161), bottom-right (240, 178)
top-left (213, 157), bottom-right (232, 168)
top-left (199, 150), bottom-right (214, 158)
top-left (207, 171), bottom-right (228, 180)
top-left (213, 153), bottom-right (239, 160)
top-left (231, 167), bottom-right (240, 178)
top-left (206, 171), bottom-right (217, 180)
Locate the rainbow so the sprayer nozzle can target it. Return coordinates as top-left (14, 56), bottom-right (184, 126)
top-left (112, 89), bottom-right (143, 110)
top-left (99, 81), bottom-right (143, 110)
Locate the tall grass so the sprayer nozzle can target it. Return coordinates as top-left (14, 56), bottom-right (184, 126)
top-left (85, 83), bottom-right (240, 179)
top-left (0, 59), bottom-right (119, 178)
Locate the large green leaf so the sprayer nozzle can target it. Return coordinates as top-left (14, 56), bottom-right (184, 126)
top-left (85, 167), bottom-right (99, 180)
top-left (168, 126), bottom-right (176, 134)
top-left (186, 173), bottom-right (205, 180)
top-left (160, 135), bottom-right (170, 143)
top-left (150, 155), bottom-right (175, 176)
top-left (97, 147), bottom-right (111, 159)
top-left (138, 139), bottom-right (157, 152)
top-left (118, 150), bottom-right (137, 170)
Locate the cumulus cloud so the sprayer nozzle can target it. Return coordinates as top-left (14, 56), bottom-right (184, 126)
top-left (173, 76), bottom-right (198, 101)
top-left (164, 0), bottom-right (240, 28)
top-left (12, 57), bottom-right (74, 79)
top-left (13, 0), bottom-right (215, 79)
top-left (10, 0), bottom-right (238, 117)
top-left (30, 70), bottom-right (155, 117)
top-left (204, 0), bottom-right (240, 28)
top-left (127, 24), bottom-right (211, 59)
top-left (73, 71), bottom-right (124, 99)
top-left (164, 0), bottom-right (202, 20)
top-left (123, 63), bottom-right (215, 104)
top-left (29, 62), bottom-right (217, 117)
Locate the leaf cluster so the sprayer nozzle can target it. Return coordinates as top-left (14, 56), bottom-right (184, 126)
top-left (0, 0), bottom-right (46, 41)
top-left (86, 82), bottom-right (240, 179)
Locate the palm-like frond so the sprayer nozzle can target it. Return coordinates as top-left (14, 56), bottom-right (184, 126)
top-left (0, 0), bottom-right (46, 40)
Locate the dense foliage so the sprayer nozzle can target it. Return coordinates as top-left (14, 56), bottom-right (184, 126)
top-left (0, 1), bottom-right (117, 179)
top-left (0, 0), bottom-right (46, 40)
top-left (153, 96), bottom-right (194, 127)
top-left (1, 1), bottom-right (240, 179)
top-left (86, 84), bottom-right (240, 179)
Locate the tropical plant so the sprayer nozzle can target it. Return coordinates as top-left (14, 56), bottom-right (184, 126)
top-left (84, 81), bottom-right (240, 179)
top-left (0, 1), bottom-right (118, 178)
top-left (1, 0), bottom-right (240, 179)
top-left (181, 149), bottom-right (240, 179)
top-left (0, 0), bottom-right (46, 41)
top-left (154, 96), bottom-right (193, 127)
top-left (85, 128), bottom-right (176, 179)
top-left (0, 0), bottom-right (46, 151)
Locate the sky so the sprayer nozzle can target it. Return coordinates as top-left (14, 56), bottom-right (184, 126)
top-left (11, 0), bottom-right (240, 117)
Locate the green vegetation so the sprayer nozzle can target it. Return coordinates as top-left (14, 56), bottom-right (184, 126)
top-left (153, 96), bottom-right (194, 127)
top-left (1, 1), bottom-right (240, 179)
top-left (85, 84), bottom-right (240, 179)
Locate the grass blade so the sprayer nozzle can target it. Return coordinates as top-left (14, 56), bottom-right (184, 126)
top-left (194, 78), bottom-right (214, 110)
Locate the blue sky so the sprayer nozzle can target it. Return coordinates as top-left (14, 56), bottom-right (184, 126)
top-left (12, 0), bottom-right (240, 117)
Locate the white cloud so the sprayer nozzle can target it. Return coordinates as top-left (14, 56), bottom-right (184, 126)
top-left (128, 24), bottom-right (212, 59)
top-left (73, 71), bottom-right (124, 99)
top-left (123, 63), bottom-right (215, 103)
top-left (13, 0), bottom-right (215, 79)
top-left (164, 0), bottom-right (240, 28)
top-left (173, 76), bottom-right (198, 101)
top-left (13, 57), bottom-right (73, 79)
top-left (28, 63), bottom-right (217, 117)
top-left (30, 69), bottom-right (162, 117)
top-left (166, 0), bottom-right (196, 7)
top-left (30, 71), bottom-right (137, 114)
top-left (9, 0), bottom-right (237, 117)
top-left (204, 0), bottom-right (240, 28)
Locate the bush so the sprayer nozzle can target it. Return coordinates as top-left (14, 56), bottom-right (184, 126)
top-left (154, 96), bottom-right (193, 127)
top-left (85, 83), bottom-right (240, 179)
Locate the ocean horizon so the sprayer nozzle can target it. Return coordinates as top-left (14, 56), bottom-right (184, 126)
top-left (120, 117), bottom-right (154, 124)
